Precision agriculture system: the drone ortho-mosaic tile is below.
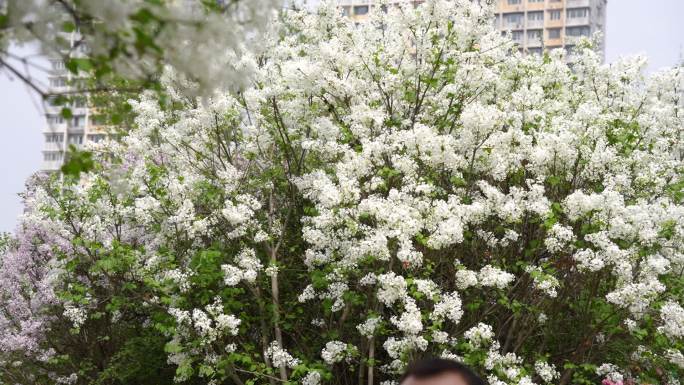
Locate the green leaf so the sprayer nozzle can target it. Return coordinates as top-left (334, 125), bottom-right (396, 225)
top-left (61, 145), bottom-right (95, 177)
top-left (62, 21), bottom-right (76, 33)
top-left (61, 107), bottom-right (73, 119)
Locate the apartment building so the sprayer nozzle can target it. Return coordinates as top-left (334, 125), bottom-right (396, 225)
top-left (337, 0), bottom-right (607, 60)
top-left (41, 34), bottom-right (109, 171)
top-left (338, 0), bottom-right (422, 20)
top-left (494, 0), bottom-right (606, 59)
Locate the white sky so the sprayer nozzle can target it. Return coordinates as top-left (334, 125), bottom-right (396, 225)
top-left (1, 0), bottom-right (683, 233)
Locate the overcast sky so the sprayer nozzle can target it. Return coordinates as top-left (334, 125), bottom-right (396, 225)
top-left (1, 0), bottom-right (683, 233)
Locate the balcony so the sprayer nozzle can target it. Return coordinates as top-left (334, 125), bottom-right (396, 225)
top-left (46, 121), bottom-right (67, 131)
top-left (565, 16), bottom-right (591, 26)
top-left (43, 142), bottom-right (64, 152)
top-left (526, 37), bottom-right (543, 47)
top-left (564, 35), bottom-right (588, 45)
top-left (545, 18), bottom-right (565, 28)
top-left (496, 3), bottom-right (524, 13)
top-left (527, 19), bottom-right (544, 29)
top-left (566, 0), bottom-right (590, 7)
top-left (546, 0), bottom-right (564, 9)
top-left (525, 1), bottom-right (545, 11)
top-left (42, 160), bottom-right (63, 171)
top-left (545, 38), bottom-right (563, 47)
top-left (503, 22), bottom-right (525, 30)
top-left (41, 150), bottom-right (64, 171)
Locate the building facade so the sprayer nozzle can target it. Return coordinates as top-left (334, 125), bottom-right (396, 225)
top-left (494, 0), bottom-right (606, 59)
top-left (337, 0), bottom-right (607, 59)
top-left (41, 34), bottom-right (109, 171)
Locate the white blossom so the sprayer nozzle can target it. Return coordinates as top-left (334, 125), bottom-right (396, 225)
top-left (478, 265), bottom-right (515, 289)
top-left (534, 361), bottom-right (559, 383)
top-left (265, 341), bottom-right (300, 369)
top-left (321, 341), bottom-right (356, 365)
top-left (431, 292), bottom-right (464, 324)
top-left (658, 301), bottom-right (684, 339)
top-left (302, 371), bottom-right (322, 385)
top-left (464, 323), bottom-right (495, 348)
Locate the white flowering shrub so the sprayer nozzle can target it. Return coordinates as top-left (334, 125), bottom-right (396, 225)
top-left (1, 0), bottom-right (281, 96)
top-left (1, 1), bottom-right (684, 385)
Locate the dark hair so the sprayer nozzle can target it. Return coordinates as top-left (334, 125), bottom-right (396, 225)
top-left (400, 358), bottom-right (486, 385)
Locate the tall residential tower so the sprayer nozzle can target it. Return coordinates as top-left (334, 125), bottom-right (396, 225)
top-left (41, 34), bottom-right (109, 172)
top-left (337, 0), bottom-right (607, 60)
top-left (494, 0), bottom-right (606, 59)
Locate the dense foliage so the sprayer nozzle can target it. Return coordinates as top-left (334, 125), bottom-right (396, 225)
top-left (1, 1), bottom-right (684, 385)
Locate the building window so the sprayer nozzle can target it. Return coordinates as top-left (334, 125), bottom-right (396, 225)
top-left (72, 98), bottom-right (87, 108)
top-left (68, 134), bottom-right (83, 144)
top-left (68, 135), bottom-right (81, 144)
top-left (566, 26), bottom-right (590, 37)
top-left (512, 31), bottom-right (524, 41)
top-left (548, 28), bottom-right (561, 39)
top-left (46, 96), bottom-right (60, 106)
top-left (49, 78), bottom-right (66, 88)
top-left (567, 8), bottom-right (589, 18)
top-left (548, 10), bottom-right (561, 20)
top-left (508, 0), bottom-right (521, 5)
top-left (47, 115), bottom-right (64, 125)
top-left (51, 60), bottom-right (65, 70)
top-left (43, 152), bottom-right (63, 161)
top-left (528, 11), bottom-right (543, 21)
top-left (72, 116), bottom-right (85, 127)
top-left (353, 5), bottom-right (369, 15)
top-left (503, 12), bottom-right (524, 26)
top-left (528, 47), bottom-right (543, 56)
top-left (45, 133), bottom-right (64, 143)
top-left (527, 29), bottom-right (542, 40)
top-left (341, 6), bottom-right (350, 16)
top-left (87, 134), bottom-right (106, 143)
top-left (528, 0), bottom-right (544, 3)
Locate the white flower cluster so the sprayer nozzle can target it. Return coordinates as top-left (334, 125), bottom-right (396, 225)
top-left (302, 371), bottom-right (322, 385)
top-left (376, 272), bottom-right (408, 306)
top-left (390, 300), bottom-right (423, 335)
top-left (163, 268), bottom-right (192, 293)
top-left (666, 349), bottom-right (684, 369)
top-left (478, 265), bottom-right (516, 289)
top-left (606, 280), bottom-right (666, 317)
top-left (596, 363), bottom-right (624, 383)
top-left (431, 292), bottom-right (464, 324)
top-left (383, 336), bottom-right (428, 361)
top-left (455, 269), bottom-right (479, 290)
top-left (544, 224), bottom-right (575, 253)
top-left (265, 341), bottom-right (300, 369)
top-left (63, 304), bottom-right (87, 330)
top-left (464, 323), bottom-right (495, 348)
top-left (55, 373), bottom-right (78, 385)
top-left (357, 316), bottom-right (382, 338)
top-left (484, 341), bottom-right (525, 384)
top-left (222, 248), bottom-right (263, 286)
top-left (534, 360), bottom-right (559, 383)
top-left (658, 301), bottom-right (684, 340)
top-left (169, 298), bottom-right (241, 346)
top-left (321, 341), bottom-right (356, 365)
top-left (524, 265), bottom-right (560, 298)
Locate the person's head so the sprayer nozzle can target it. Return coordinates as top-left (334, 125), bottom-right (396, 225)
top-left (400, 358), bottom-right (486, 385)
